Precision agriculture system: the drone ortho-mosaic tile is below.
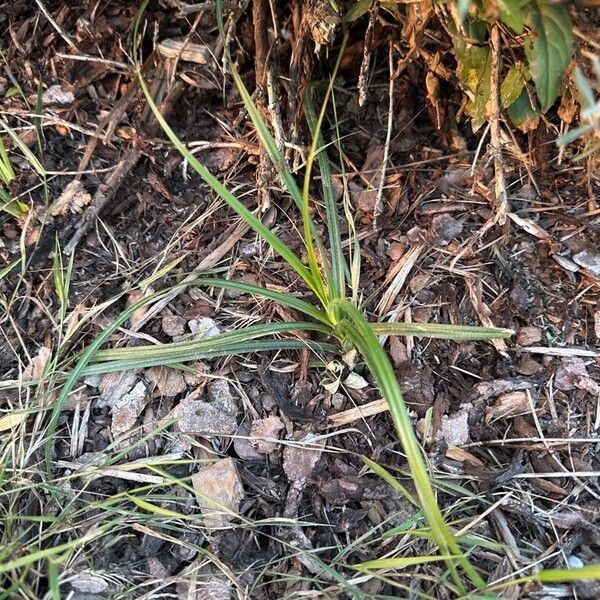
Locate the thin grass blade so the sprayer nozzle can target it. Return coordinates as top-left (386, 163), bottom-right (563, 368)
top-left (190, 277), bottom-right (330, 325)
top-left (304, 93), bottom-right (348, 301)
top-left (371, 322), bottom-right (514, 341)
top-left (331, 298), bottom-right (486, 591)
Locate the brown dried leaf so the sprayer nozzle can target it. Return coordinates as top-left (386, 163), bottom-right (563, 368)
top-left (146, 366), bottom-right (186, 397)
top-left (485, 391), bottom-right (530, 424)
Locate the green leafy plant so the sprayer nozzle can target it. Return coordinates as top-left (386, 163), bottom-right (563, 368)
top-left (451, 0), bottom-right (574, 129)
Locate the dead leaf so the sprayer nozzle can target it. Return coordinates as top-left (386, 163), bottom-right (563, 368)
top-left (485, 391), bottom-right (530, 424)
top-left (146, 366), bottom-right (186, 397)
top-left (396, 362), bottom-right (434, 417)
top-left (127, 288), bottom-right (155, 329)
top-left (23, 346), bottom-right (52, 380)
top-left (516, 326), bottom-right (542, 346)
top-left (192, 458), bottom-right (244, 527)
top-left (555, 357), bottom-right (600, 395)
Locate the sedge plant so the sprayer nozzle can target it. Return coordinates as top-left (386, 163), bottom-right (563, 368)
top-left (130, 4), bottom-right (512, 592)
top-left (42, 3), bottom-right (514, 595)
top-left (40, 4), bottom-right (600, 594)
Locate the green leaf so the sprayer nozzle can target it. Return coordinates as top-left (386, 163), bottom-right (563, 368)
top-left (497, 0), bottom-right (524, 34)
top-left (304, 94), bottom-right (348, 303)
top-left (91, 322), bottom-right (330, 364)
top-left (345, 0), bottom-right (373, 22)
top-left (524, 1), bottom-right (573, 111)
top-left (371, 322), bottom-right (513, 341)
top-left (507, 89), bottom-right (540, 130)
top-left (0, 193), bottom-right (29, 217)
top-left (538, 564), bottom-right (600, 583)
top-left (192, 277), bottom-right (330, 325)
top-left (331, 299), bottom-right (486, 591)
top-left (83, 339), bottom-right (336, 375)
top-left (501, 65), bottom-right (526, 109)
top-left (353, 554), bottom-right (458, 571)
top-left (362, 456), bottom-right (418, 506)
top-left (454, 42), bottom-right (493, 124)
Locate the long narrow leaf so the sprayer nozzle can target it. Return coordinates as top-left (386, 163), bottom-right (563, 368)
top-left (190, 277), bottom-right (330, 325)
top-left (83, 339), bottom-right (336, 375)
top-left (44, 286), bottom-right (172, 472)
top-left (331, 299), bottom-right (486, 591)
top-left (92, 321), bottom-right (330, 361)
top-left (301, 33), bottom-right (349, 310)
top-left (132, 10), bottom-right (315, 294)
top-left (371, 322), bottom-right (513, 341)
top-left (304, 93), bottom-right (348, 301)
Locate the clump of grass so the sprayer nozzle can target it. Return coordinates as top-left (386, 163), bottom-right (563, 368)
top-left (18, 2), bottom-right (598, 596)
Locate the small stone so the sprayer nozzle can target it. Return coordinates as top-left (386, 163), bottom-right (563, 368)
top-left (162, 314), bottom-right (186, 337)
top-left (567, 555), bottom-right (584, 569)
top-left (233, 422), bottom-right (262, 460)
top-left (440, 404), bottom-right (470, 446)
top-left (192, 458), bottom-right (244, 527)
top-left (573, 248), bottom-right (600, 275)
top-left (111, 381), bottom-right (148, 436)
top-left (283, 432), bottom-right (324, 481)
top-left (172, 397), bottom-right (237, 437)
top-left (516, 326), bottom-right (542, 346)
top-left (177, 577), bottom-right (232, 600)
top-left (208, 380), bottom-right (237, 417)
top-left (147, 557), bottom-right (168, 578)
top-left (188, 316), bottom-right (220, 339)
top-left (42, 84), bottom-right (74, 105)
top-left (98, 370), bottom-right (138, 408)
top-left (69, 571), bottom-right (109, 594)
top-left (250, 416), bottom-right (285, 454)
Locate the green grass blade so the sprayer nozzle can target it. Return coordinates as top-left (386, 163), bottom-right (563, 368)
top-left (0, 118), bottom-right (45, 178)
top-left (331, 299), bottom-right (486, 591)
top-left (191, 277), bottom-right (330, 325)
top-left (44, 286), bottom-right (169, 473)
top-left (362, 456), bottom-right (418, 507)
top-left (82, 339), bottom-right (337, 375)
top-left (92, 321), bottom-right (330, 362)
top-left (304, 92), bottom-right (347, 301)
top-left (228, 66), bottom-right (303, 210)
top-left (371, 322), bottom-right (514, 341)
top-left (0, 136), bottom-right (15, 184)
top-left (301, 33), bottom-right (349, 309)
top-left (352, 555), bottom-right (458, 571)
